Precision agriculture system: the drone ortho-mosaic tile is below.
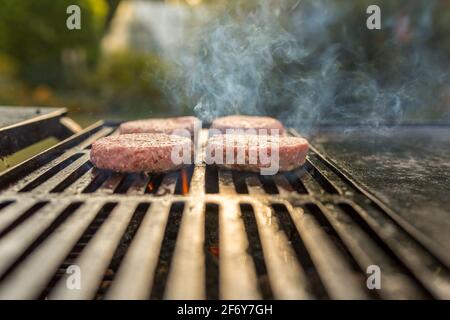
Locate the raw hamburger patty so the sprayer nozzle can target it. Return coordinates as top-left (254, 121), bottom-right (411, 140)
top-left (210, 115), bottom-right (285, 135)
top-left (90, 133), bottom-right (192, 173)
top-left (205, 133), bottom-right (308, 173)
top-left (119, 116), bottom-right (200, 138)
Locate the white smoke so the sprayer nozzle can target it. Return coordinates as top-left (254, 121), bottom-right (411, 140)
top-left (164, 0), bottom-right (449, 134)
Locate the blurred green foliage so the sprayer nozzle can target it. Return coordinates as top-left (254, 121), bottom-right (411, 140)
top-left (79, 50), bottom-right (171, 120)
top-left (0, 0), bottom-right (172, 126)
top-left (0, 0), bottom-right (448, 126)
top-left (0, 0), bottom-right (107, 86)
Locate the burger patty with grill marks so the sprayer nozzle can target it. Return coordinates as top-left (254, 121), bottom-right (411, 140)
top-left (206, 133), bottom-right (309, 172)
top-left (90, 133), bottom-right (193, 173)
top-left (210, 115), bottom-right (285, 135)
top-left (119, 116), bottom-right (200, 139)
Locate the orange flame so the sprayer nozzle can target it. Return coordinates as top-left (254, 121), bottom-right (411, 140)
top-left (147, 180), bottom-right (154, 193)
top-left (209, 246), bottom-right (219, 258)
top-left (181, 169), bottom-right (189, 195)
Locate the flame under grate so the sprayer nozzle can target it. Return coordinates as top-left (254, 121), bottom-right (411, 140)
top-left (0, 122), bottom-right (449, 300)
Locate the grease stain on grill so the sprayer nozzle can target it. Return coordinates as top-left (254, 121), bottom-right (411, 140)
top-left (271, 203), bottom-right (328, 299)
top-left (284, 171), bottom-right (308, 194)
top-left (304, 161), bottom-right (340, 194)
top-left (204, 203), bottom-right (219, 300)
top-left (114, 173), bottom-right (139, 194)
top-left (232, 171), bottom-right (249, 194)
top-left (259, 175), bottom-right (279, 194)
top-left (20, 153), bottom-right (84, 192)
top-left (82, 169), bottom-right (112, 193)
top-left (123, 173), bottom-right (151, 194)
top-left (240, 203), bottom-right (273, 299)
top-left (97, 173), bottom-right (124, 194)
top-left (150, 202), bottom-right (184, 299)
top-left (50, 161), bottom-right (93, 193)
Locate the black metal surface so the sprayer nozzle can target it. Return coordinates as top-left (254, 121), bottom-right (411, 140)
top-left (0, 106), bottom-right (77, 157)
top-left (0, 122), bottom-right (448, 300)
top-left (310, 126), bottom-right (450, 267)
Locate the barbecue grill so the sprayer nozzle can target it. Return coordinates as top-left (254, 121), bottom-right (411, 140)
top-left (0, 107), bottom-right (449, 300)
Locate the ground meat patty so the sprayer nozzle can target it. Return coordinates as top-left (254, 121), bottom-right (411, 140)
top-left (210, 115), bottom-right (285, 135)
top-left (90, 133), bottom-right (193, 173)
top-left (205, 133), bottom-right (308, 173)
top-left (119, 116), bottom-right (200, 139)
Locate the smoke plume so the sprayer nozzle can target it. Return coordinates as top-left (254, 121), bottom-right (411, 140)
top-left (165, 0), bottom-right (449, 134)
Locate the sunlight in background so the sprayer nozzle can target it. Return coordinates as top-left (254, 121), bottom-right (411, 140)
top-left (185, 0), bottom-right (203, 6)
top-left (166, 0), bottom-right (203, 6)
top-left (0, 0), bottom-right (449, 127)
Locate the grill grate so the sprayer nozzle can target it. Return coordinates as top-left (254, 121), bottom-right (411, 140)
top-left (0, 121), bottom-right (449, 299)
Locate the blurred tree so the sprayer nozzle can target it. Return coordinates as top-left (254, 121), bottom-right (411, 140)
top-left (104, 0), bottom-right (122, 31)
top-left (91, 50), bottom-right (170, 117)
top-left (0, 0), bottom-right (108, 86)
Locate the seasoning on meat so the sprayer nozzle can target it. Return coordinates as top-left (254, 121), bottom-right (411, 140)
top-left (206, 133), bottom-right (308, 174)
top-left (210, 115), bottom-right (285, 135)
top-left (120, 116), bottom-right (201, 139)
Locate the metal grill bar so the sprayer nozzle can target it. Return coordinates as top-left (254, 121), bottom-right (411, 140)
top-left (0, 107), bottom-right (79, 157)
top-left (0, 201), bottom-right (105, 299)
top-left (0, 123), bottom-right (449, 300)
top-left (0, 201), bottom-right (69, 277)
top-left (296, 168), bottom-right (324, 195)
top-left (250, 201), bottom-right (311, 299)
top-left (61, 166), bottom-right (94, 195)
top-left (105, 202), bottom-right (171, 299)
top-left (246, 176), bottom-right (267, 196)
top-left (157, 173), bottom-right (178, 196)
top-left (1, 123), bottom-right (111, 191)
top-left (219, 200), bottom-right (260, 300)
top-left (315, 203), bottom-right (426, 299)
top-left (218, 170), bottom-right (235, 194)
top-left (11, 154), bottom-right (83, 193)
top-left (34, 153), bottom-right (90, 194)
top-left (95, 173), bottom-right (125, 194)
top-left (124, 174), bottom-right (151, 195)
top-left (285, 204), bottom-right (370, 299)
top-left (164, 201), bottom-right (206, 299)
top-left (272, 175), bottom-right (294, 195)
top-left (346, 202), bottom-right (450, 298)
top-left (0, 199), bottom-right (36, 235)
top-left (49, 201), bottom-right (139, 299)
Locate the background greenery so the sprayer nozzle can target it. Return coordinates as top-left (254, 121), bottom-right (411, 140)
top-left (0, 0), bottom-right (172, 126)
top-left (0, 0), bottom-right (449, 127)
